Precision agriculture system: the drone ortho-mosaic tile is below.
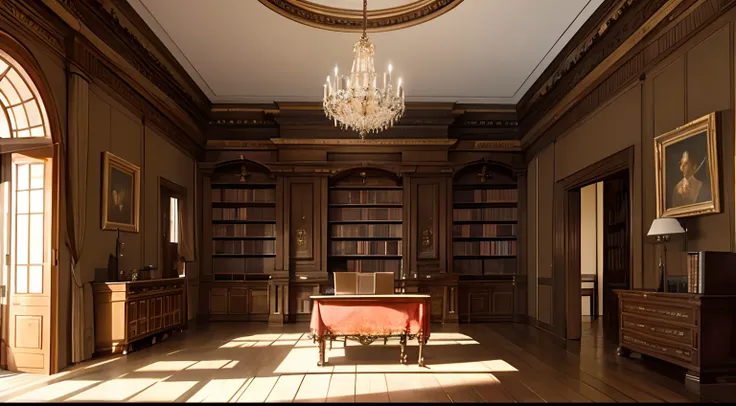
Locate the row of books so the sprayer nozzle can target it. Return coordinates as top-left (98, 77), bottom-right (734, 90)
top-left (686, 252), bottom-right (701, 294)
top-left (453, 224), bottom-right (517, 238)
top-left (606, 229), bottom-right (627, 270)
top-left (454, 258), bottom-right (517, 275)
top-left (213, 224), bottom-right (276, 238)
top-left (212, 207), bottom-right (275, 221)
top-left (330, 208), bottom-right (402, 221)
top-left (453, 208), bottom-right (518, 221)
top-left (212, 257), bottom-right (275, 273)
top-left (212, 188), bottom-right (276, 203)
top-left (453, 189), bottom-right (518, 203)
top-left (213, 240), bottom-right (276, 255)
top-left (331, 224), bottom-right (402, 238)
top-left (331, 241), bottom-right (402, 256)
top-left (329, 190), bottom-right (402, 205)
top-left (453, 241), bottom-right (517, 256)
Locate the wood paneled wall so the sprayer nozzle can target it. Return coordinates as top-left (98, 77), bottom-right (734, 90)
top-left (525, 12), bottom-right (736, 338)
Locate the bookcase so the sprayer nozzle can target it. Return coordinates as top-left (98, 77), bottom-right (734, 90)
top-left (328, 169), bottom-right (404, 281)
top-left (452, 163), bottom-right (518, 321)
top-left (204, 161), bottom-right (276, 321)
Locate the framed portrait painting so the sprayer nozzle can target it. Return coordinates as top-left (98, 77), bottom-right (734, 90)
top-left (654, 112), bottom-right (720, 218)
top-left (101, 152), bottom-right (140, 232)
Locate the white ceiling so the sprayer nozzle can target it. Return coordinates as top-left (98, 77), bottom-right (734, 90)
top-left (129, 0), bottom-right (605, 105)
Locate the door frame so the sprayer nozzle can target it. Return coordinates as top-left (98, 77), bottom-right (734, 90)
top-left (159, 177), bottom-right (187, 279)
top-left (555, 146), bottom-right (634, 340)
top-left (0, 30), bottom-right (62, 374)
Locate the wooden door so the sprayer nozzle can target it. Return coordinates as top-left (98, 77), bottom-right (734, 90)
top-left (7, 151), bottom-right (54, 373)
top-left (602, 171), bottom-right (630, 340)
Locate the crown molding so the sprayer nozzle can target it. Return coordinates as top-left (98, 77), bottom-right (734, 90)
top-left (258, 0), bottom-right (463, 33)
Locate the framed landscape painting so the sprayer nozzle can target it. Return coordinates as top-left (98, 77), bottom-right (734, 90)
top-left (101, 151), bottom-right (140, 232)
top-left (654, 112), bottom-right (720, 218)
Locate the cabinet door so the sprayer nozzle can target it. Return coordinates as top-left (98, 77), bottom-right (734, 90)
top-left (228, 287), bottom-right (249, 314)
top-left (250, 288), bottom-right (269, 314)
top-left (209, 287), bottom-right (228, 314)
top-left (173, 292), bottom-right (182, 325)
top-left (127, 301), bottom-right (138, 338)
top-left (138, 299), bottom-right (149, 335)
top-left (409, 178), bottom-right (447, 273)
top-left (490, 283), bottom-right (513, 316)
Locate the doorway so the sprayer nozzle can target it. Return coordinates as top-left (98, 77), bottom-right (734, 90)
top-left (160, 178), bottom-right (186, 279)
top-left (561, 147), bottom-right (633, 342)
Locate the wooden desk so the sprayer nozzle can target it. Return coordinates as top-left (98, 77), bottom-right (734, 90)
top-left (616, 290), bottom-right (736, 386)
top-left (93, 278), bottom-right (186, 355)
top-left (310, 294), bottom-right (431, 367)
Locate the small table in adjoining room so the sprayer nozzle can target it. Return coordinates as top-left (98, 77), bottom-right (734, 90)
top-left (309, 294), bottom-right (431, 367)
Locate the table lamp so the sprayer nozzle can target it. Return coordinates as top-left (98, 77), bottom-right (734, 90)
top-left (647, 218), bottom-right (686, 292)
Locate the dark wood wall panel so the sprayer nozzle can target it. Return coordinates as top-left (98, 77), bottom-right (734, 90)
top-left (537, 145), bottom-right (555, 280)
top-left (285, 178), bottom-right (326, 273)
top-left (526, 158), bottom-right (538, 320)
top-left (411, 179), bottom-right (447, 272)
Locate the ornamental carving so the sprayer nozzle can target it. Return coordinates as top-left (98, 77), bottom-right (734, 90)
top-left (259, 0), bottom-right (463, 32)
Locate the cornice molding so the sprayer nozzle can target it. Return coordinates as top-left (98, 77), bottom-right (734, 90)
top-left (270, 138), bottom-right (458, 147)
top-left (258, 0), bottom-right (463, 33)
top-left (206, 140), bottom-right (276, 150)
top-left (472, 140), bottom-right (521, 151)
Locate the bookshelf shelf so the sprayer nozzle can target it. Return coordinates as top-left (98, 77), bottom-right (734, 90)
top-left (452, 164), bottom-right (519, 276)
top-left (328, 169), bottom-right (404, 278)
top-left (210, 168), bottom-right (277, 278)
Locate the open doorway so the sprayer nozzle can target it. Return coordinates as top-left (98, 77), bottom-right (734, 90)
top-left (578, 171), bottom-right (631, 343)
top-left (160, 178), bottom-right (186, 280)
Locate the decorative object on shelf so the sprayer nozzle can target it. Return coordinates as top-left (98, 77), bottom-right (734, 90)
top-left (322, 0), bottom-right (405, 139)
top-left (360, 171), bottom-right (367, 184)
top-left (296, 228), bottom-right (307, 248)
top-left (475, 165), bottom-right (490, 183)
top-left (421, 228), bottom-right (432, 249)
top-left (654, 112), bottom-right (720, 218)
top-left (101, 151), bottom-right (140, 232)
top-left (647, 217), bottom-right (686, 292)
top-left (239, 165), bottom-right (250, 183)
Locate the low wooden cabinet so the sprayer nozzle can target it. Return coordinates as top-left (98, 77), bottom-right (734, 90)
top-left (458, 276), bottom-right (515, 322)
top-left (616, 290), bottom-right (736, 385)
top-left (93, 278), bottom-right (186, 355)
top-left (205, 281), bottom-right (270, 321)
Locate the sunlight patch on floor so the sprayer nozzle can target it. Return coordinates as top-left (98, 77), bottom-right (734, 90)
top-left (135, 361), bottom-right (197, 372)
top-left (65, 378), bottom-right (163, 402)
top-left (9, 380), bottom-right (99, 402)
top-left (184, 360), bottom-right (232, 370)
top-left (186, 378), bottom-right (250, 403)
top-left (128, 380), bottom-right (198, 402)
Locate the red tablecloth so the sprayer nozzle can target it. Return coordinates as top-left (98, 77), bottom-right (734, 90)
top-left (309, 296), bottom-right (430, 338)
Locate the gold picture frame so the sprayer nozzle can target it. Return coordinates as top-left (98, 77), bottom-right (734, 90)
top-left (654, 112), bottom-right (720, 218)
top-left (101, 151), bottom-right (140, 232)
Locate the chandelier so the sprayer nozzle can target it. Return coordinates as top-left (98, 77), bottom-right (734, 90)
top-left (322, 0), bottom-right (405, 139)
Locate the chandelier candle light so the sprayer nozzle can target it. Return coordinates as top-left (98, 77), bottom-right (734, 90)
top-left (323, 0), bottom-right (405, 139)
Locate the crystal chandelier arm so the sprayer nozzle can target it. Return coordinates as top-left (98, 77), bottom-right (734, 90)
top-left (363, 0), bottom-right (368, 38)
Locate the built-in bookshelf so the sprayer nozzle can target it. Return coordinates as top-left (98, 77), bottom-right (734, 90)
top-left (328, 170), bottom-right (403, 279)
top-left (211, 182), bottom-right (277, 280)
top-left (452, 167), bottom-right (518, 276)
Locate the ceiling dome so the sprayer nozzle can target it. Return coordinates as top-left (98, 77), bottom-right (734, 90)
top-left (258, 0), bottom-right (464, 32)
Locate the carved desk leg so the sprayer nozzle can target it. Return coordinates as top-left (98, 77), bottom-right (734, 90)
top-left (318, 337), bottom-right (326, 367)
top-left (399, 334), bottom-right (408, 364)
top-left (418, 332), bottom-right (425, 367)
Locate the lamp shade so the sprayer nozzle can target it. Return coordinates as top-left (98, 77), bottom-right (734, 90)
top-left (647, 218), bottom-right (685, 236)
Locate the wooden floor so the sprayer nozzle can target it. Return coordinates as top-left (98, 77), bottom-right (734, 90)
top-left (3, 319), bottom-right (736, 402)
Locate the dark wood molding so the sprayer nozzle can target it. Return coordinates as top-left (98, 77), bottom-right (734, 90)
top-left (524, 0), bottom-right (736, 159)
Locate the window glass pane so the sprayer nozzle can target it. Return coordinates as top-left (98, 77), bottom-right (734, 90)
top-left (24, 100), bottom-right (41, 128)
top-left (170, 197), bottom-right (178, 243)
top-left (30, 164), bottom-right (44, 189)
top-left (16, 129), bottom-right (30, 138)
top-left (0, 90), bottom-right (8, 106)
top-left (6, 106), bottom-right (16, 130)
top-left (30, 190), bottom-right (43, 213)
top-left (0, 110), bottom-right (9, 139)
top-left (17, 164), bottom-right (29, 190)
top-left (29, 214), bottom-right (43, 264)
top-left (0, 77), bottom-right (19, 105)
top-left (6, 69), bottom-right (32, 101)
top-left (0, 58), bottom-right (8, 73)
top-left (17, 190), bottom-right (29, 214)
top-left (30, 126), bottom-right (44, 138)
top-left (16, 213), bottom-right (28, 264)
top-left (29, 266), bottom-right (42, 294)
top-left (15, 265), bottom-right (27, 294)
top-left (12, 104), bottom-right (27, 129)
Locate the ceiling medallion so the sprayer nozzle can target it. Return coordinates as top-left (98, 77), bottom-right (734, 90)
top-left (322, 0), bottom-right (405, 139)
top-left (258, 0), bottom-right (463, 33)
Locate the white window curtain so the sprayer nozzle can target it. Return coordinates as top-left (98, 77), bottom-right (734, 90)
top-left (177, 200), bottom-right (195, 262)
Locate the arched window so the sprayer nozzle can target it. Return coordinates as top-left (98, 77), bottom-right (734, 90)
top-left (0, 49), bottom-right (49, 139)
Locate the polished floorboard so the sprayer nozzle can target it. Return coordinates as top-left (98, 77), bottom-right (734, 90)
top-left (3, 319), bottom-right (736, 402)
